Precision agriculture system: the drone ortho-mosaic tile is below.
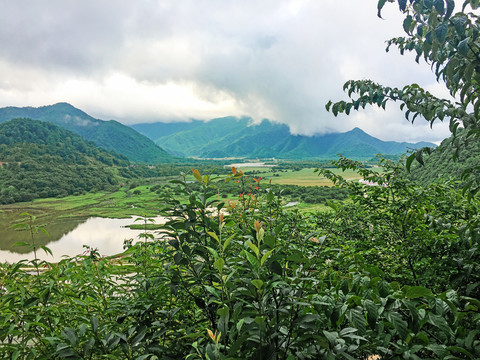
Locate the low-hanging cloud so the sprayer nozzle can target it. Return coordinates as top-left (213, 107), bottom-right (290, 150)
top-left (0, 0), bottom-right (453, 142)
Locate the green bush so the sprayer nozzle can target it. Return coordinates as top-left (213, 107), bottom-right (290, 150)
top-left (1, 168), bottom-right (478, 359)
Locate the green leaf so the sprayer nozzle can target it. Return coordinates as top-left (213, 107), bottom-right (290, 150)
top-left (12, 241), bottom-right (30, 247)
top-left (364, 299), bottom-right (378, 329)
top-left (378, 280), bottom-right (390, 297)
top-left (206, 246), bottom-right (219, 259)
top-left (207, 231), bottom-right (219, 242)
top-left (266, 190), bottom-right (275, 202)
top-left (173, 252), bottom-right (183, 264)
top-left (135, 355), bottom-right (152, 360)
top-left (246, 241), bottom-right (259, 257)
top-left (260, 249), bottom-right (274, 266)
top-left (62, 328), bottom-right (78, 346)
top-left (325, 100), bottom-right (332, 111)
top-left (205, 285), bottom-right (220, 299)
top-left (236, 318), bottom-right (245, 331)
top-left (406, 153), bottom-right (416, 172)
top-left (377, 0), bottom-right (388, 18)
top-left (406, 286), bottom-right (433, 298)
top-left (269, 260), bottom-right (282, 275)
top-left (389, 312), bottom-right (408, 340)
top-left (251, 279), bottom-right (263, 290)
top-left (403, 15), bottom-right (413, 34)
top-left (254, 316), bottom-right (265, 325)
top-left (192, 169), bottom-right (203, 183)
top-left (398, 0), bottom-right (407, 11)
top-left (415, 149), bottom-right (424, 166)
top-left (426, 344), bottom-right (448, 357)
top-left (445, 0), bottom-right (455, 18)
top-left (347, 308), bottom-right (366, 335)
top-left (244, 250), bottom-right (259, 268)
top-left (263, 234), bottom-right (275, 248)
top-left (458, 37), bottom-right (470, 56)
top-left (427, 313), bottom-right (454, 339)
top-left (446, 346), bottom-right (474, 359)
top-left (323, 330), bottom-right (338, 345)
top-left (217, 306), bottom-right (229, 318)
top-left (88, 317), bottom-right (98, 334)
top-left (465, 330), bottom-right (479, 350)
top-left (223, 234), bottom-right (235, 251)
top-left (214, 258), bottom-right (225, 273)
top-left (41, 245), bottom-right (53, 256)
top-left (435, 23), bottom-right (448, 43)
top-left (434, 0), bottom-right (445, 15)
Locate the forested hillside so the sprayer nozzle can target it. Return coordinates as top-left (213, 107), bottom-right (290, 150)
top-left (1, 2), bottom-right (480, 359)
top-left (0, 103), bottom-right (174, 163)
top-left (0, 118), bottom-right (128, 203)
top-left (409, 131), bottom-right (480, 186)
top-left (133, 117), bottom-right (434, 159)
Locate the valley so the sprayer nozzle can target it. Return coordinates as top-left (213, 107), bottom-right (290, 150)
top-left (1, 2), bottom-right (480, 358)
top-left (0, 164), bottom-right (358, 260)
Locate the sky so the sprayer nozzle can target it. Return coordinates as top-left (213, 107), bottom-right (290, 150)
top-left (0, 0), bottom-right (457, 143)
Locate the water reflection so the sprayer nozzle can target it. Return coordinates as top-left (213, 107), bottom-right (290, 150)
top-left (0, 215), bottom-right (167, 263)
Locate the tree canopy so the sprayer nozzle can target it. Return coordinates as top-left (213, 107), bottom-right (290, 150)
top-left (327, 0), bottom-right (480, 182)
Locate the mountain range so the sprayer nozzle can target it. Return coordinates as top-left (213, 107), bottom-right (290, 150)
top-left (132, 117), bottom-right (435, 159)
top-left (0, 103), bottom-right (173, 163)
top-left (0, 103), bottom-right (435, 161)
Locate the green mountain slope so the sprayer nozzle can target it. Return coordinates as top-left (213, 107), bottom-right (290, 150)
top-left (0, 103), bottom-right (174, 163)
top-left (136, 117), bottom-right (434, 159)
top-left (409, 132), bottom-right (480, 185)
top-left (0, 118), bottom-right (129, 204)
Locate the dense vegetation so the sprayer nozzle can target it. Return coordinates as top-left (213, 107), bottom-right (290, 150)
top-left (134, 118), bottom-right (433, 159)
top-left (0, 119), bottom-right (129, 203)
top-left (0, 103), bottom-right (174, 163)
top-left (0, 118), bottom-right (239, 204)
top-left (1, 1), bottom-right (480, 359)
top-left (152, 175), bottom-right (349, 205)
top-left (1, 164), bottom-right (478, 359)
top-left (409, 130), bottom-right (480, 186)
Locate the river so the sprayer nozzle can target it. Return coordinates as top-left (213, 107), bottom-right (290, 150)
top-left (0, 211), bottom-right (167, 263)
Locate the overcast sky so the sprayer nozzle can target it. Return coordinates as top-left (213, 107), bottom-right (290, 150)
top-left (0, 0), bottom-right (457, 143)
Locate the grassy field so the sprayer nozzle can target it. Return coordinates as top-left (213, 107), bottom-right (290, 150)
top-left (236, 167), bottom-right (367, 187)
top-left (2, 166), bottom-right (374, 219)
top-left (2, 185), bottom-right (167, 219)
top-left (271, 168), bottom-right (362, 186)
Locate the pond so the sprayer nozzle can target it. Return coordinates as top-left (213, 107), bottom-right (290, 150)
top-left (0, 211), bottom-right (167, 263)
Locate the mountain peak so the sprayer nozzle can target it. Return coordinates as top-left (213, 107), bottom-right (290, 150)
top-left (148, 117), bottom-right (435, 159)
top-left (0, 103), bottom-right (174, 163)
top-left (349, 127), bottom-right (366, 134)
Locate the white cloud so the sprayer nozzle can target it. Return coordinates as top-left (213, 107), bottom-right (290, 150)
top-left (0, 0), bottom-right (458, 142)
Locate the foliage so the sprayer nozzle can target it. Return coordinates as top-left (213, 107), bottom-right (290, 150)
top-left (1, 168), bottom-right (479, 359)
top-left (318, 156), bottom-right (479, 297)
top-left (1, 2), bottom-right (480, 359)
top-left (326, 0), bottom-right (480, 189)
top-left (408, 129), bottom-right (480, 188)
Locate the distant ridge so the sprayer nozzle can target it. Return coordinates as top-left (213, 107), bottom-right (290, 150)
top-left (132, 117), bottom-right (435, 159)
top-left (0, 103), bottom-right (174, 163)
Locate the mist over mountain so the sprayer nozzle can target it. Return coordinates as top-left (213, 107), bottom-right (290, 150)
top-left (0, 103), bottom-right (435, 161)
top-left (132, 117), bottom-right (435, 159)
top-left (0, 103), bottom-right (174, 163)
